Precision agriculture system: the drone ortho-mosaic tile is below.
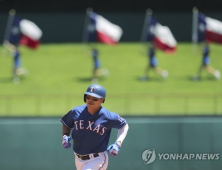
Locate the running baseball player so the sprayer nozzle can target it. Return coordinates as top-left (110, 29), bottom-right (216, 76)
top-left (91, 48), bottom-right (101, 82)
top-left (3, 40), bottom-right (27, 83)
top-left (193, 41), bottom-right (220, 80)
top-left (141, 43), bottom-right (168, 81)
top-left (90, 48), bottom-right (109, 82)
top-left (61, 84), bottom-right (129, 170)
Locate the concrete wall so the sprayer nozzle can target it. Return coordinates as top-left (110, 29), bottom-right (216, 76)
top-left (0, 116), bottom-right (222, 170)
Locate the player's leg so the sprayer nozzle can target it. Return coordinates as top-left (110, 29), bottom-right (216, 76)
top-left (96, 69), bottom-right (103, 77)
top-left (202, 56), bottom-right (217, 78)
top-left (95, 61), bottom-right (109, 78)
top-left (12, 57), bottom-right (21, 83)
top-left (215, 70), bottom-right (220, 79)
top-left (83, 152), bottom-right (108, 170)
top-left (101, 68), bottom-right (109, 77)
top-left (154, 67), bottom-right (161, 75)
top-left (205, 66), bottom-right (215, 75)
top-left (140, 65), bottom-right (150, 81)
top-left (91, 68), bottom-right (98, 82)
top-left (75, 154), bottom-right (88, 170)
top-left (161, 70), bottom-right (168, 78)
top-left (205, 66), bottom-right (220, 79)
top-left (193, 64), bottom-right (204, 80)
top-left (146, 65), bottom-right (152, 76)
top-left (154, 67), bottom-right (168, 78)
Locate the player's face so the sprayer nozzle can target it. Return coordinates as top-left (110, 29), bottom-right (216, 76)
top-left (85, 95), bottom-right (104, 108)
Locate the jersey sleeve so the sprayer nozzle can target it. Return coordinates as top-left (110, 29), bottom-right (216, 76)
top-left (60, 110), bottom-right (75, 129)
top-left (108, 112), bottom-right (127, 129)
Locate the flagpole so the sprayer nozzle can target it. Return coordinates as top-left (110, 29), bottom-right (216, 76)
top-left (82, 8), bottom-right (93, 53)
top-left (140, 8), bottom-right (152, 54)
top-left (192, 7), bottom-right (198, 53)
top-left (2, 9), bottom-right (16, 56)
top-left (3, 9), bottom-right (16, 43)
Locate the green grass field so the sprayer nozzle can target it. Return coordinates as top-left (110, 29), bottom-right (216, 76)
top-left (0, 43), bottom-right (222, 116)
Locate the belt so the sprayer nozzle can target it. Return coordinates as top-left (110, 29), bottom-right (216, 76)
top-left (76, 153), bottom-right (99, 160)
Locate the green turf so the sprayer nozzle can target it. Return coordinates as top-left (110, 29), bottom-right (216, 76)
top-left (0, 43), bottom-right (221, 116)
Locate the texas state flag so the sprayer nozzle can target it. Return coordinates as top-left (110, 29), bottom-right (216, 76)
top-left (87, 12), bottom-right (123, 44)
top-left (146, 16), bottom-right (177, 53)
top-left (7, 15), bottom-right (42, 49)
top-left (197, 12), bottom-right (222, 43)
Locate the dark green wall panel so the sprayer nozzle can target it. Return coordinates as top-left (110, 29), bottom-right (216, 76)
top-left (1, 12), bottom-right (222, 43)
top-left (0, 117), bottom-right (222, 170)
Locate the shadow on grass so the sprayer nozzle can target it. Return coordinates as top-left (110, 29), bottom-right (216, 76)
top-left (75, 76), bottom-right (107, 82)
top-left (135, 75), bottom-right (166, 82)
top-left (76, 77), bottom-right (92, 82)
top-left (0, 77), bottom-right (12, 83)
top-left (188, 75), bottom-right (218, 82)
top-left (0, 76), bottom-right (28, 84)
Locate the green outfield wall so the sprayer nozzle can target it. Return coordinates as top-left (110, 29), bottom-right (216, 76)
top-left (0, 117), bottom-right (222, 170)
top-left (1, 12), bottom-right (222, 43)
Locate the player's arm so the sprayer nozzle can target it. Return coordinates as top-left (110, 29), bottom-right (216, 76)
top-left (60, 109), bottom-right (75, 149)
top-left (116, 123), bottom-right (129, 147)
top-left (107, 123), bottom-right (129, 157)
top-left (61, 124), bottom-right (72, 149)
top-left (3, 40), bottom-right (16, 52)
top-left (62, 124), bottom-right (71, 136)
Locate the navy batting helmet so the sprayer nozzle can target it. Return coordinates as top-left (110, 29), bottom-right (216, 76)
top-left (84, 84), bottom-right (106, 103)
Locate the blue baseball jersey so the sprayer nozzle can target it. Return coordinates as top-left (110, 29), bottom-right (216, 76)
top-left (148, 47), bottom-right (158, 67)
top-left (203, 45), bottom-right (209, 56)
top-left (13, 50), bottom-right (21, 68)
top-left (202, 45), bottom-right (210, 65)
top-left (61, 104), bottom-right (126, 155)
top-left (91, 49), bottom-right (101, 69)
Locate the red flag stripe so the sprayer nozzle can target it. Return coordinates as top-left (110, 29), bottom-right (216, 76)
top-left (19, 35), bottom-right (40, 49)
top-left (97, 31), bottom-right (118, 44)
top-left (153, 37), bottom-right (176, 53)
top-left (206, 30), bottom-right (222, 43)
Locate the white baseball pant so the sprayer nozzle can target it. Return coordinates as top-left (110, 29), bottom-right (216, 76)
top-left (74, 151), bottom-right (108, 170)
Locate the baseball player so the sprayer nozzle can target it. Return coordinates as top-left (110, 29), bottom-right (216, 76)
top-left (61, 84), bottom-right (129, 170)
top-left (83, 47), bottom-right (109, 83)
top-left (193, 41), bottom-right (220, 80)
top-left (3, 40), bottom-right (27, 83)
top-left (91, 48), bottom-right (101, 82)
top-left (141, 43), bottom-right (168, 81)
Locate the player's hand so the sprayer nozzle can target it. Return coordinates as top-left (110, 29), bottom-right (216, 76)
top-left (107, 143), bottom-right (120, 157)
top-left (62, 135), bottom-right (71, 149)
